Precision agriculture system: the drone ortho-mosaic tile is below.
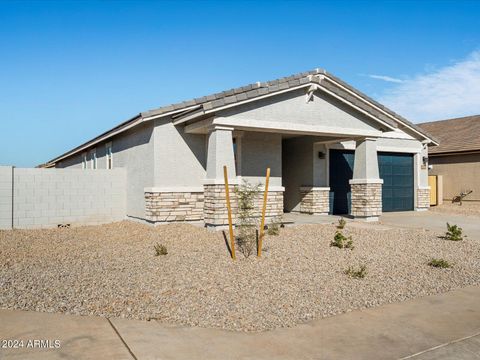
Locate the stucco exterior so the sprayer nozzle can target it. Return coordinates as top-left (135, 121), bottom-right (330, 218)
top-left (429, 153), bottom-right (480, 201)
top-left (49, 70), bottom-right (436, 225)
top-left (57, 122), bottom-right (154, 219)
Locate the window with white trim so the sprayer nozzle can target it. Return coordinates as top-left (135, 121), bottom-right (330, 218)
top-left (82, 152), bottom-right (88, 169)
top-left (105, 142), bottom-right (113, 169)
top-left (90, 149), bottom-right (97, 169)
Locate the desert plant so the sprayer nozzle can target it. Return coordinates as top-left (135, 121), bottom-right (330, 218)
top-left (445, 222), bottom-right (463, 241)
top-left (331, 231), bottom-right (354, 249)
top-left (267, 217), bottom-right (282, 236)
top-left (154, 243), bottom-right (168, 256)
top-left (234, 181), bottom-right (261, 258)
top-left (428, 258), bottom-right (452, 269)
top-left (344, 265), bottom-right (367, 279)
top-left (337, 217), bottom-right (346, 229)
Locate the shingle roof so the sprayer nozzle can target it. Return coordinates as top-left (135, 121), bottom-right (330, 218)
top-left (418, 115), bottom-right (480, 155)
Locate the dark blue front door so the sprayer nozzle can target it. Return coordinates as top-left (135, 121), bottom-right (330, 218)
top-left (329, 150), bottom-right (354, 215)
top-left (329, 150), bottom-right (414, 214)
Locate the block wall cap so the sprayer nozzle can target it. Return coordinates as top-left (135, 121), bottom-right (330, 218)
top-left (145, 187), bottom-right (204, 193)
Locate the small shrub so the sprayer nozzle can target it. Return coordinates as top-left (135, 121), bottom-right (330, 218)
top-left (428, 258), bottom-right (452, 268)
top-left (337, 217), bottom-right (346, 229)
top-left (154, 243), bottom-right (168, 256)
top-left (345, 265), bottom-right (367, 279)
top-left (267, 218), bottom-right (281, 236)
top-left (331, 231), bottom-right (354, 249)
top-left (234, 181), bottom-right (261, 258)
top-left (445, 222), bottom-right (463, 241)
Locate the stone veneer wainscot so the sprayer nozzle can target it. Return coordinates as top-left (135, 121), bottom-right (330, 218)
top-left (299, 186), bottom-right (330, 215)
top-left (417, 187), bottom-right (430, 210)
top-left (203, 183), bottom-right (284, 227)
top-left (145, 188), bottom-right (204, 222)
top-left (349, 181), bottom-right (382, 219)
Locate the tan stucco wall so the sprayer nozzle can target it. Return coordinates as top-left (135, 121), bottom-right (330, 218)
top-left (429, 153), bottom-right (480, 201)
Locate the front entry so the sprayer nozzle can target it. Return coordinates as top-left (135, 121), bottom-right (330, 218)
top-left (329, 150), bottom-right (354, 215)
top-left (329, 150), bottom-right (414, 214)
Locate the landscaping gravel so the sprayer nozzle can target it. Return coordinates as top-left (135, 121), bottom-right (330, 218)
top-left (1, 220), bottom-right (480, 332)
top-left (431, 202), bottom-right (480, 217)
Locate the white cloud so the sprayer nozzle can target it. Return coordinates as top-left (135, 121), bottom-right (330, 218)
top-left (377, 50), bottom-right (480, 123)
top-left (367, 74), bottom-right (404, 83)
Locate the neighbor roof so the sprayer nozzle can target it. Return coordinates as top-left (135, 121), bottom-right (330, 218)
top-left (47, 69), bottom-right (438, 165)
top-left (418, 115), bottom-right (480, 155)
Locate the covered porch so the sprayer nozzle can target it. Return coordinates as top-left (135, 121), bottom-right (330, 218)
top-left (188, 121), bottom-right (384, 228)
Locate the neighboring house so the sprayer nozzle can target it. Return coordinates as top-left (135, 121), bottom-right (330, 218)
top-left (418, 115), bottom-right (480, 202)
top-left (46, 69), bottom-right (438, 227)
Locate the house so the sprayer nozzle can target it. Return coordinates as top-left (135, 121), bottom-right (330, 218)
top-left (418, 115), bottom-right (480, 202)
top-left (46, 69), bottom-right (438, 228)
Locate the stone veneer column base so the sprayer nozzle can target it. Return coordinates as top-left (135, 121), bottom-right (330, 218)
top-left (204, 183), bottom-right (238, 228)
top-left (203, 183), bottom-right (284, 229)
top-left (349, 180), bottom-right (383, 221)
top-left (299, 187), bottom-right (330, 215)
top-left (145, 190), bottom-right (204, 223)
top-left (416, 187), bottom-right (430, 211)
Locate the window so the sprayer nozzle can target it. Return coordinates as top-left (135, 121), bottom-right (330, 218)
top-left (82, 152), bottom-right (87, 169)
top-left (90, 149), bottom-right (97, 169)
top-left (105, 142), bottom-right (113, 169)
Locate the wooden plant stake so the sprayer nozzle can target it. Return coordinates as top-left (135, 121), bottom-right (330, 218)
top-left (223, 165), bottom-right (236, 260)
top-left (257, 167), bottom-right (271, 257)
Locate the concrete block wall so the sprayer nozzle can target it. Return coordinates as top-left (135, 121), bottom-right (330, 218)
top-left (0, 166), bottom-right (13, 230)
top-left (1, 167), bottom-right (126, 229)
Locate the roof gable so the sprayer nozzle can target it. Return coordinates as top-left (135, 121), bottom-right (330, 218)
top-left (217, 88), bottom-right (389, 134)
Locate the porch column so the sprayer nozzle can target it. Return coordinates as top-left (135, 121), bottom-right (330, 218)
top-left (204, 126), bottom-right (238, 228)
top-left (349, 137), bottom-right (383, 221)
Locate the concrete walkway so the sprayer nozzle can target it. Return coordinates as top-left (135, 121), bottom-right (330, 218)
top-left (1, 286), bottom-right (480, 359)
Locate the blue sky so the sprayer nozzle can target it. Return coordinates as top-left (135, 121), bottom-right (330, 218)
top-left (1, 0), bottom-right (479, 167)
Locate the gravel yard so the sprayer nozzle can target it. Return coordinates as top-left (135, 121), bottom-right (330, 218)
top-left (1, 220), bottom-right (480, 332)
top-left (431, 202), bottom-right (480, 217)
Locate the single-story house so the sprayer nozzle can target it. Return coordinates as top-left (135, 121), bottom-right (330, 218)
top-left (46, 69), bottom-right (438, 227)
top-left (418, 115), bottom-right (480, 202)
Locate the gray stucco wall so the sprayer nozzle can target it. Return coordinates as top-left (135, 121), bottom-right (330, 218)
top-left (112, 123), bottom-right (154, 218)
top-left (282, 137), bottom-right (316, 212)
top-left (239, 132), bottom-right (282, 187)
top-left (0, 166), bottom-right (126, 229)
top-left (57, 122), bottom-right (154, 219)
top-left (153, 119), bottom-right (207, 188)
top-left (219, 89), bottom-right (381, 132)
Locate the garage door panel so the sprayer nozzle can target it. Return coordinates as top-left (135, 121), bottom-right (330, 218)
top-left (330, 150), bottom-right (414, 214)
top-left (379, 152), bottom-right (414, 212)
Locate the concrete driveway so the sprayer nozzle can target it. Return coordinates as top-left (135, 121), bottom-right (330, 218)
top-left (285, 210), bottom-right (480, 240)
top-left (380, 211), bottom-right (480, 240)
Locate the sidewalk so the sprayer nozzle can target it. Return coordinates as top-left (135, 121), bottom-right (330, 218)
top-left (1, 286), bottom-right (480, 360)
